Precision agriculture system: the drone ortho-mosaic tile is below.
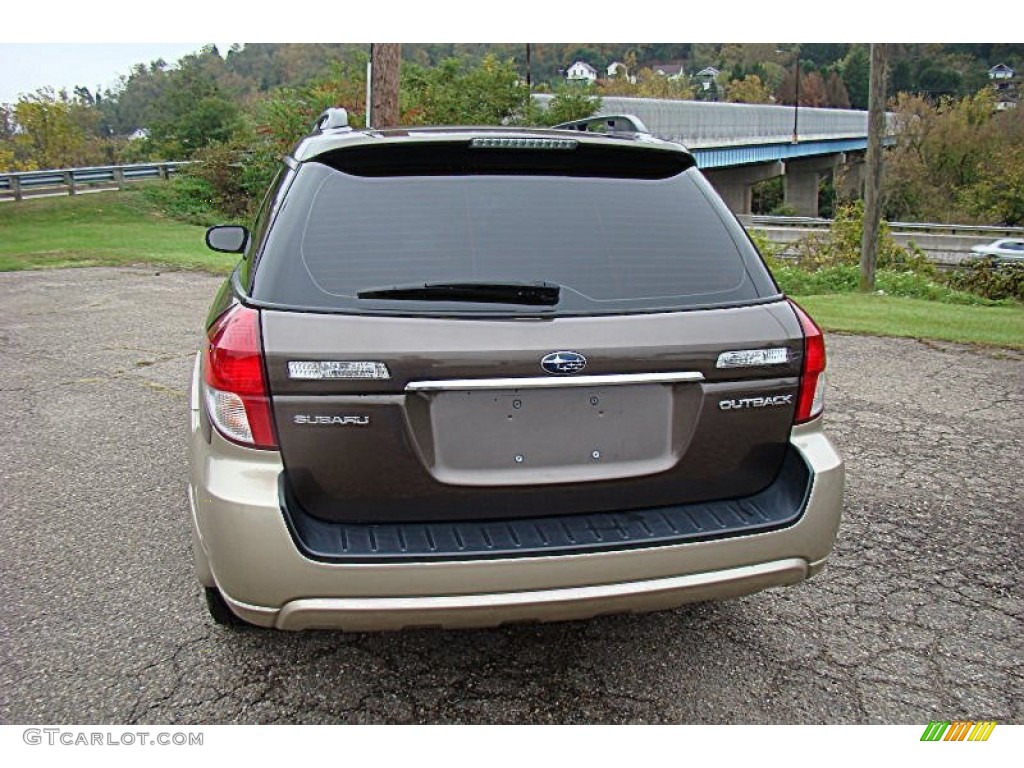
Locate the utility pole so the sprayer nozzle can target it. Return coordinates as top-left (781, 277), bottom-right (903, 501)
top-left (526, 43), bottom-right (532, 90)
top-left (859, 43), bottom-right (888, 292)
top-left (370, 43), bottom-right (401, 129)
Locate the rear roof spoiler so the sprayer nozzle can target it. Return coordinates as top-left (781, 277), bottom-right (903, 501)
top-left (552, 114), bottom-right (651, 136)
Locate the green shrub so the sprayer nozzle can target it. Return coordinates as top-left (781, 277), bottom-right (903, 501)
top-left (946, 257), bottom-right (1024, 301)
top-left (747, 229), bottom-right (785, 267)
top-left (523, 83), bottom-right (601, 127)
top-left (769, 203), bottom-right (799, 217)
top-left (182, 141), bottom-right (254, 220)
top-left (139, 175), bottom-right (223, 226)
top-left (791, 201), bottom-right (938, 277)
top-left (771, 263), bottom-right (1009, 306)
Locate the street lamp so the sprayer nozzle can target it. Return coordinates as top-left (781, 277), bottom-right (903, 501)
top-left (792, 49), bottom-right (800, 143)
top-left (778, 45), bottom-right (800, 143)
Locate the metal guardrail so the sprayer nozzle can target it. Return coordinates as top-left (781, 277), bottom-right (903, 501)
top-left (747, 215), bottom-right (1024, 239)
top-left (746, 215), bottom-right (1024, 269)
top-left (0, 162), bottom-right (190, 201)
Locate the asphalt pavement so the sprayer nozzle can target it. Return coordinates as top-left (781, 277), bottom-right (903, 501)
top-left (0, 267), bottom-right (1020, 724)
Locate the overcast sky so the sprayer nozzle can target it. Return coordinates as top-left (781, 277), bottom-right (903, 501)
top-left (0, 44), bottom-right (233, 104)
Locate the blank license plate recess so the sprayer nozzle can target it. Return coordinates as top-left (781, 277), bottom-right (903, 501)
top-left (426, 384), bottom-right (675, 479)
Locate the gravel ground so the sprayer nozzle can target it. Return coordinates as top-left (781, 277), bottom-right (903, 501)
top-left (0, 267), bottom-right (1020, 724)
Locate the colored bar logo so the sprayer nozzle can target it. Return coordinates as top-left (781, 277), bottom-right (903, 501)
top-left (921, 721), bottom-right (997, 741)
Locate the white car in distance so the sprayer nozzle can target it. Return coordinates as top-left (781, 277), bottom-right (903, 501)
top-left (970, 238), bottom-right (1024, 262)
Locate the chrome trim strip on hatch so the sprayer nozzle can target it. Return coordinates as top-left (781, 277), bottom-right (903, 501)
top-left (405, 371), bottom-right (704, 392)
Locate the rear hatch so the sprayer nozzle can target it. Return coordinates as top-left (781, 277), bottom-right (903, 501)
top-left (250, 136), bottom-right (803, 523)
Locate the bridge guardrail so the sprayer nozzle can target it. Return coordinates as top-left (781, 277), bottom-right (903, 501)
top-left (0, 162), bottom-right (190, 201)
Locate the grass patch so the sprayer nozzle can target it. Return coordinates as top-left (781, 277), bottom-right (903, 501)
top-left (794, 293), bottom-right (1024, 349)
top-left (0, 186), bottom-right (236, 274)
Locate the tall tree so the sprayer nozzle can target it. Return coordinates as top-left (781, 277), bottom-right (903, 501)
top-left (800, 44), bottom-right (851, 69)
top-left (146, 59), bottom-right (240, 158)
top-left (890, 58), bottom-right (914, 95)
top-left (842, 45), bottom-right (871, 109)
top-left (917, 65), bottom-right (962, 98)
top-left (101, 59), bottom-right (171, 135)
top-left (775, 67), bottom-right (799, 105)
top-left (801, 72), bottom-right (828, 107)
top-left (531, 84), bottom-right (601, 126)
top-left (883, 89), bottom-right (1024, 225)
top-left (402, 56), bottom-right (529, 126)
top-left (0, 104), bottom-right (26, 171)
top-left (825, 72), bottom-right (851, 108)
top-left (726, 74), bottom-right (772, 104)
top-left (11, 88), bottom-right (105, 169)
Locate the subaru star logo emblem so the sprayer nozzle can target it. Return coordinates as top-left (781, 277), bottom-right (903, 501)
top-left (541, 351), bottom-right (587, 375)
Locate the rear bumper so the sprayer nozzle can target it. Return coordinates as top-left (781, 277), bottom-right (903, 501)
top-left (229, 558), bottom-right (813, 631)
top-left (189, 409), bottom-right (843, 630)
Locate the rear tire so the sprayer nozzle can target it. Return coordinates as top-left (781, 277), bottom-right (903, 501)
top-left (204, 587), bottom-right (254, 628)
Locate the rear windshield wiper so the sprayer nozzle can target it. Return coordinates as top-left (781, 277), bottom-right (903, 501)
top-left (357, 281), bottom-right (561, 306)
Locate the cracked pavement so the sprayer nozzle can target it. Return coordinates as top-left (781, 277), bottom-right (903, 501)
top-left (0, 267), bottom-right (1020, 724)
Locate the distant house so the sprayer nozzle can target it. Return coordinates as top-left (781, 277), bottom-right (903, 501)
top-left (606, 61), bottom-right (637, 84)
top-left (988, 64), bottom-right (1018, 111)
top-left (607, 61), bottom-right (628, 78)
top-left (566, 61), bottom-right (598, 84)
top-left (650, 62), bottom-right (686, 80)
top-left (695, 66), bottom-right (721, 92)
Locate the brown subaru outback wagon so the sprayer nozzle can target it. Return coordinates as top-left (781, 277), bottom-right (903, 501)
top-left (189, 110), bottom-right (844, 630)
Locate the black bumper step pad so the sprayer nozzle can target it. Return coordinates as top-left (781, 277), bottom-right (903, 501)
top-left (280, 447), bottom-right (811, 563)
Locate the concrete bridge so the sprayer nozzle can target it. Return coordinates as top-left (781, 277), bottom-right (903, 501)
top-left (573, 95), bottom-right (883, 217)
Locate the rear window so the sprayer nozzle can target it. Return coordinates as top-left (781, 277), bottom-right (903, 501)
top-left (249, 145), bottom-right (778, 316)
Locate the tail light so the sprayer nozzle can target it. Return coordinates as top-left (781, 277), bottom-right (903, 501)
top-left (789, 300), bottom-right (826, 424)
top-left (202, 304), bottom-right (278, 449)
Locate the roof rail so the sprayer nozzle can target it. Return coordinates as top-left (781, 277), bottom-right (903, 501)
top-left (552, 114), bottom-right (651, 136)
top-left (311, 107), bottom-right (350, 134)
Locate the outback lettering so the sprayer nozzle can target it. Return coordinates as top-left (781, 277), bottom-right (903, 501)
top-left (293, 415), bottom-right (370, 426)
top-left (718, 395), bottom-right (794, 410)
